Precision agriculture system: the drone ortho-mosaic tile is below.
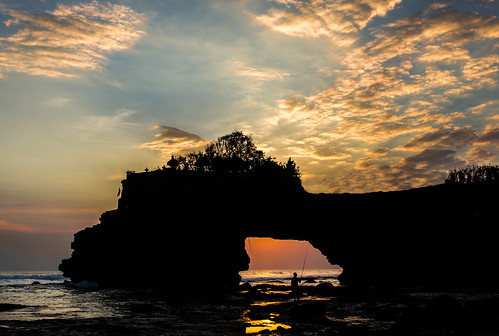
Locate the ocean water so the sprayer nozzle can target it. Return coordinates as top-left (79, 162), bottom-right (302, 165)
top-left (0, 271), bottom-right (68, 287)
top-left (240, 268), bottom-right (342, 286)
top-left (3, 269), bottom-right (496, 335)
top-left (0, 269), bottom-right (341, 322)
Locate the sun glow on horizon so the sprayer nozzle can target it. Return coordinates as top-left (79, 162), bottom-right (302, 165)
top-left (245, 237), bottom-right (336, 270)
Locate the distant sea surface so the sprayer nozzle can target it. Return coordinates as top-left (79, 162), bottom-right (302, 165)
top-left (0, 269), bottom-right (341, 322)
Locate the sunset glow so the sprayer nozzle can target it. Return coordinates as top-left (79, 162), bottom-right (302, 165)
top-left (245, 238), bottom-right (335, 270)
top-left (0, 0), bottom-right (498, 270)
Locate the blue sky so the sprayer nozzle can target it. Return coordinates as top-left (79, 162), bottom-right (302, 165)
top-left (0, 0), bottom-right (498, 269)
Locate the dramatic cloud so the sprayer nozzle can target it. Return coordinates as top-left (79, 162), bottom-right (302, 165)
top-left (254, 0), bottom-right (402, 45)
top-left (138, 126), bottom-right (210, 161)
top-left (465, 147), bottom-right (496, 162)
top-left (324, 148), bottom-right (466, 193)
top-left (0, 1), bottom-right (147, 78)
top-left (252, 3), bottom-right (499, 192)
top-left (403, 127), bottom-right (478, 150)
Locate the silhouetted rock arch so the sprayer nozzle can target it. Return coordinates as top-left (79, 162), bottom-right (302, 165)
top-left (60, 169), bottom-right (499, 290)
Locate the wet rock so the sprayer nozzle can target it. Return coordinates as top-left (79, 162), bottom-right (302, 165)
top-left (239, 282), bottom-right (252, 291)
top-left (286, 301), bottom-right (327, 321)
top-left (312, 282), bottom-right (336, 296)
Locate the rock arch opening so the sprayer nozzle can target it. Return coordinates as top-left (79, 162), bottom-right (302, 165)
top-left (242, 237), bottom-right (342, 275)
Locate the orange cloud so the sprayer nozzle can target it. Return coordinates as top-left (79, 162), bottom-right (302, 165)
top-left (0, 205), bottom-right (103, 233)
top-left (465, 147), bottom-right (496, 162)
top-left (0, 219), bottom-right (37, 232)
top-left (254, 3), bottom-right (499, 194)
top-left (0, 1), bottom-right (147, 78)
top-left (254, 0), bottom-right (402, 46)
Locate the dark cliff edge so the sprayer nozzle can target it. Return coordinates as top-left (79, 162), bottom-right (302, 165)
top-left (60, 169), bottom-right (499, 290)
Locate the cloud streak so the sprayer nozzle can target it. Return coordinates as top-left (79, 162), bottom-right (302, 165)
top-left (0, 1), bottom-right (147, 78)
top-left (231, 60), bottom-right (290, 81)
top-left (138, 126), bottom-right (210, 162)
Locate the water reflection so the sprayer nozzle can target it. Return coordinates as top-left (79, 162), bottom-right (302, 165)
top-left (243, 311), bottom-right (291, 334)
top-left (0, 284), bottom-right (125, 321)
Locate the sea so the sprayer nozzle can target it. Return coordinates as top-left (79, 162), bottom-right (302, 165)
top-left (3, 268), bottom-right (497, 335)
top-left (0, 268), bottom-right (341, 324)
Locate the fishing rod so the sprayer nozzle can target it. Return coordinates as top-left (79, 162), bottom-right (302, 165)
top-left (300, 247), bottom-right (309, 279)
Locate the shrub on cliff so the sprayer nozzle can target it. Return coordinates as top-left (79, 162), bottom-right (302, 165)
top-left (446, 165), bottom-right (499, 184)
top-left (165, 131), bottom-right (301, 182)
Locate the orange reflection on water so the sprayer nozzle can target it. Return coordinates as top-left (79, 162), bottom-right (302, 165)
top-left (243, 311), bottom-right (291, 334)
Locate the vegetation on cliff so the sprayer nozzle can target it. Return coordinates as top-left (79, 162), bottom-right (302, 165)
top-left (446, 165), bottom-right (499, 184)
top-left (159, 131), bottom-right (300, 180)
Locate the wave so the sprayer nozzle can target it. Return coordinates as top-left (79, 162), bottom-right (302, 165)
top-left (240, 268), bottom-right (342, 284)
top-left (0, 271), bottom-right (69, 287)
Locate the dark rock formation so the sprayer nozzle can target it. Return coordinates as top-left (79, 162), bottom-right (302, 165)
top-left (302, 183), bottom-right (499, 289)
top-left (60, 169), bottom-right (499, 290)
top-left (59, 169), bottom-right (303, 290)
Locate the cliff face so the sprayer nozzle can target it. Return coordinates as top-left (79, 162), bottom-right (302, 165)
top-left (60, 170), bottom-right (499, 289)
top-left (301, 184), bottom-right (499, 288)
top-left (59, 169), bottom-right (303, 289)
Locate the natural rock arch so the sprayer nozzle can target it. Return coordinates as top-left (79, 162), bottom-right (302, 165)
top-left (60, 169), bottom-right (499, 290)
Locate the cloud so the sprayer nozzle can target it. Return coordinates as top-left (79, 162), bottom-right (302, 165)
top-left (0, 219), bottom-right (36, 232)
top-left (465, 147), bottom-right (496, 162)
top-left (324, 148), bottom-right (466, 193)
top-left (79, 109), bottom-right (137, 131)
top-left (0, 201), bottom-right (104, 233)
top-left (285, 145), bottom-right (351, 160)
top-left (254, 0), bottom-right (402, 45)
top-left (253, 3), bottom-right (499, 193)
top-left (468, 100), bottom-right (499, 115)
top-left (477, 124), bottom-right (499, 146)
top-left (138, 126), bottom-right (210, 161)
top-left (0, 1), bottom-right (147, 78)
top-left (403, 148), bottom-right (465, 171)
top-left (353, 10), bottom-right (499, 70)
top-left (230, 60), bottom-right (290, 81)
top-left (403, 127), bottom-right (478, 150)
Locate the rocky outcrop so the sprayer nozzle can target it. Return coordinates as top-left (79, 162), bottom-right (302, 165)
top-left (59, 169), bottom-right (303, 290)
top-left (60, 169), bottom-right (499, 290)
top-left (302, 184), bottom-right (499, 288)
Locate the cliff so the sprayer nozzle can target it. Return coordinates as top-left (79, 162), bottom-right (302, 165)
top-left (60, 169), bottom-right (499, 290)
top-left (59, 168), bottom-right (303, 290)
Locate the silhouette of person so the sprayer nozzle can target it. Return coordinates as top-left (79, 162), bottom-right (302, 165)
top-left (291, 272), bottom-right (301, 301)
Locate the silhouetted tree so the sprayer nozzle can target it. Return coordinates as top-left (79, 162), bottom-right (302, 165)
top-left (158, 131), bottom-right (302, 188)
top-left (285, 157), bottom-right (300, 179)
top-left (205, 131), bottom-right (265, 172)
top-left (446, 165), bottom-right (499, 184)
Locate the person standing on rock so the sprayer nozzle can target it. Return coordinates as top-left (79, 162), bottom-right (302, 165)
top-left (291, 272), bottom-right (301, 301)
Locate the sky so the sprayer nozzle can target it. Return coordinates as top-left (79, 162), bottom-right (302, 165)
top-left (245, 238), bottom-right (336, 270)
top-left (0, 0), bottom-right (498, 270)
